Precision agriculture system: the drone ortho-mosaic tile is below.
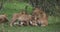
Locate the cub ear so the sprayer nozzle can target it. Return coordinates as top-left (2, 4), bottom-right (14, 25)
top-left (3, 14), bottom-right (7, 17)
top-left (1, 13), bottom-right (7, 16)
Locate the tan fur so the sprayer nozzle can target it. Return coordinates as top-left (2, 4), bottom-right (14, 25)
top-left (37, 12), bottom-right (48, 26)
top-left (30, 15), bottom-right (38, 26)
top-left (10, 11), bottom-right (32, 27)
top-left (32, 8), bottom-right (48, 26)
top-left (10, 8), bottom-right (48, 27)
top-left (10, 13), bottom-right (19, 26)
top-left (18, 14), bottom-right (32, 26)
top-left (0, 14), bottom-right (8, 23)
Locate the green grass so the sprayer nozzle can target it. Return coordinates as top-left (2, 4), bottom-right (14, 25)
top-left (0, 2), bottom-right (60, 32)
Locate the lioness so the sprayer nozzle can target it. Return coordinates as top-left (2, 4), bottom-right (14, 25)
top-left (10, 11), bottom-right (32, 27)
